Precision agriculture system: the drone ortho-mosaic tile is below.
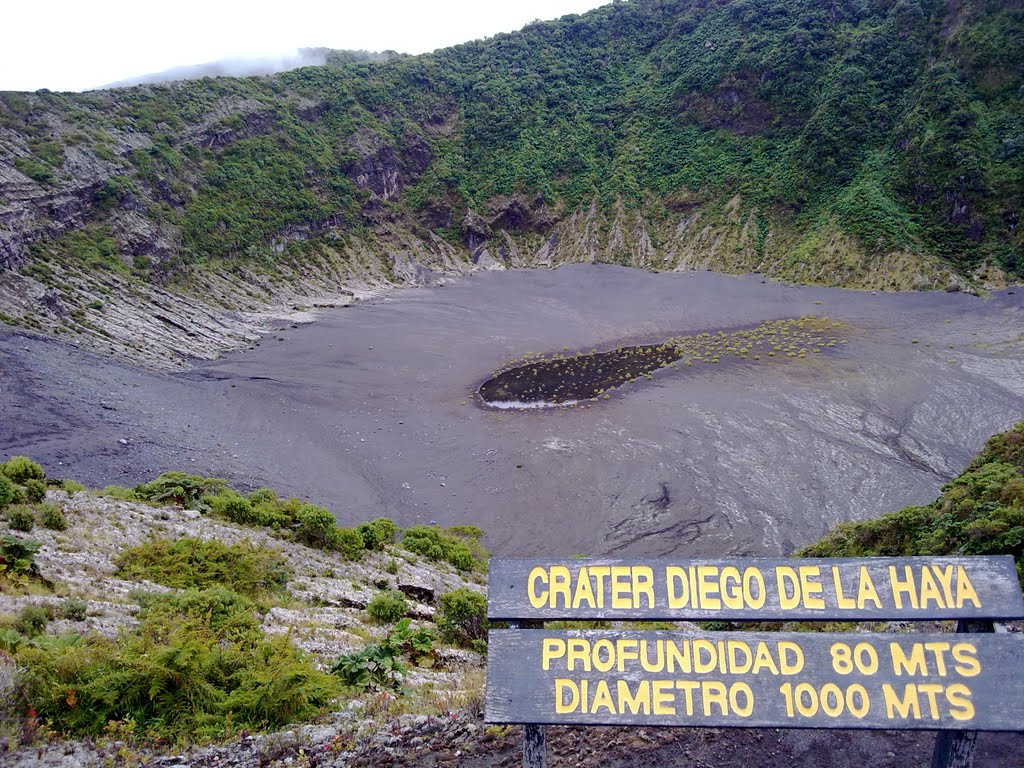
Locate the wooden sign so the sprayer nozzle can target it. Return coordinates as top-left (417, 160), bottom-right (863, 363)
top-left (485, 629), bottom-right (1024, 731)
top-left (487, 556), bottom-right (1024, 621)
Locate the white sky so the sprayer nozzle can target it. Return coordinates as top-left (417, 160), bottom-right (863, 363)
top-left (1, 0), bottom-right (609, 92)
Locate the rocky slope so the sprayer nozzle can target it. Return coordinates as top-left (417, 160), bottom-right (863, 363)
top-left (2, 485), bottom-right (1022, 767)
top-left (0, 483), bottom-right (486, 763)
top-left (1, 0), bottom-right (1021, 366)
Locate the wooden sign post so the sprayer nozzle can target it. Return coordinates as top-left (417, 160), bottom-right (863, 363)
top-left (485, 556), bottom-right (1024, 768)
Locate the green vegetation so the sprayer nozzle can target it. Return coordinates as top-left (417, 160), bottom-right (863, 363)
top-left (0, 461), bottom-right (490, 748)
top-left (357, 517), bottom-right (400, 551)
top-left (12, 587), bottom-right (340, 743)
top-left (4, 0), bottom-right (1020, 282)
top-left (133, 471), bottom-right (226, 506)
top-left (23, 478), bottom-right (46, 503)
top-left (2, 456), bottom-right (45, 484)
top-left (114, 537), bottom-right (291, 597)
top-left (6, 505), bottom-right (35, 532)
top-left (803, 422), bottom-right (1024, 585)
top-left (331, 618), bottom-right (436, 691)
top-left (436, 587), bottom-right (489, 651)
top-left (366, 589), bottom-right (409, 624)
top-left (0, 536), bottom-right (41, 582)
top-left (38, 502), bottom-right (66, 531)
top-left (402, 525), bottom-right (488, 572)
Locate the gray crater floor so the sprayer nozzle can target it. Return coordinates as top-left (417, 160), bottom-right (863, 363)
top-left (2, 265), bottom-right (1022, 558)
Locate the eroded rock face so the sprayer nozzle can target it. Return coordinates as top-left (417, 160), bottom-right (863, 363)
top-left (345, 128), bottom-right (433, 203)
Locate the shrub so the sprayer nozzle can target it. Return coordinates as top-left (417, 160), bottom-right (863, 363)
top-left (23, 479), bottom-right (46, 503)
top-left (204, 489), bottom-right (255, 524)
top-left (114, 537), bottom-right (291, 596)
top-left (248, 488), bottom-right (277, 505)
top-left (59, 480), bottom-right (85, 494)
top-left (0, 475), bottom-right (17, 506)
top-left (133, 472), bottom-right (226, 507)
top-left (401, 525), bottom-right (487, 571)
top-left (366, 590), bottom-right (408, 624)
top-left (40, 503), bottom-right (67, 531)
top-left (60, 597), bottom-right (89, 622)
top-left (2, 456), bottom-right (45, 484)
top-left (803, 421), bottom-right (1024, 585)
top-left (334, 527), bottom-right (365, 560)
top-left (16, 586), bottom-right (340, 742)
top-left (295, 504), bottom-right (338, 549)
top-left (437, 588), bottom-right (488, 649)
top-left (357, 518), bottom-right (400, 550)
top-left (6, 505), bottom-right (34, 532)
top-left (16, 605), bottom-right (49, 637)
top-left (98, 485), bottom-right (135, 500)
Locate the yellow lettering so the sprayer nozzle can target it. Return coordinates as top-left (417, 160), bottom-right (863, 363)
top-left (611, 566), bottom-right (632, 609)
top-left (744, 567), bottom-right (767, 609)
top-left (952, 643), bottom-right (980, 677)
top-left (567, 638), bottom-right (591, 672)
top-left (890, 642), bottom-right (927, 676)
top-left (778, 641), bottom-right (805, 674)
top-left (919, 568), bottom-right (944, 609)
top-left (889, 566), bottom-right (919, 609)
top-left (617, 679), bottom-right (651, 715)
top-left (572, 567), bottom-right (595, 609)
top-left (550, 566), bottom-right (572, 609)
top-left (555, 679), bottom-right (580, 713)
top-left (857, 567), bottom-right (882, 609)
top-left (652, 679), bottom-right (676, 715)
top-left (702, 681), bottom-right (728, 716)
top-left (752, 641), bottom-right (780, 674)
top-left (528, 567), bottom-right (548, 609)
top-left (675, 680), bottom-right (699, 715)
top-left (666, 639), bottom-right (691, 674)
top-left (918, 683), bottom-right (944, 719)
top-left (693, 639), bottom-right (717, 674)
top-left (955, 566), bottom-right (981, 608)
top-left (641, 639), bottom-right (665, 673)
top-left (721, 566), bottom-right (743, 609)
top-left (727, 640), bottom-right (753, 674)
top-left (799, 566), bottom-right (825, 609)
top-left (666, 566), bottom-right (689, 608)
top-left (777, 567), bottom-right (800, 609)
top-left (592, 639), bottom-right (615, 673)
top-left (697, 566), bottom-right (722, 610)
top-left (588, 566), bottom-right (610, 608)
top-left (833, 566), bottom-right (856, 609)
top-left (946, 683), bottom-right (975, 721)
top-left (730, 682), bottom-right (754, 717)
top-left (632, 566), bottom-right (655, 609)
top-left (924, 642), bottom-right (951, 676)
top-left (616, 639), bottom-right (639, 672)
top-left (933, 564), bottom-right (955, 607)
top-left (542, 638), bottom-right (565, 670)
top-left (591, 679), bottom-right (615, 714)
top-left (883, 683), bottom-right (921, 720)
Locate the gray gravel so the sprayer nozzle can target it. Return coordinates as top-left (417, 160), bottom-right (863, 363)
top-left (2, 265), bottom-right (1022, 557)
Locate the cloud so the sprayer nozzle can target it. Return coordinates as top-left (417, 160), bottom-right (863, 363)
top-left (94, 48), bottom-right (331, 90)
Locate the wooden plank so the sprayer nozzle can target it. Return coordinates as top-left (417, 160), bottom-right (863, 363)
top-left (484, 629), bottom-right (1024, 731)
top-left (487, 556), bottom-right (1024, 621)
top-left (930, 619), bottom-right (994, 768)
